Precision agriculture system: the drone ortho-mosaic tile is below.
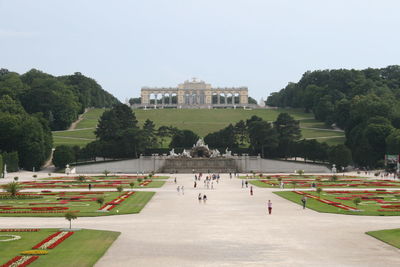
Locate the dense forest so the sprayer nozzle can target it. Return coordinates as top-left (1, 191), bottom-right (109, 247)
top-left (266, 65), bottom-right (400, 168)
top-left (0, 68), bottom-right (120, 170)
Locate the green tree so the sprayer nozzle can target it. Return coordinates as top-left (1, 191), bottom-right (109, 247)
top-left (53, 146), bottom-right (75, 169)
top-left (247, 120), bottom-right (278, 157)
top-left (316, 187), bottom-right (323, 198)
top-left (143, 119), bottom-right (157, 148)
top-left (64, 212), bottom-right (77, 229)
top-left (274, 113), bottom-right (301, 158)
top-left (3, 182), bottom-right (20, 197)
top-left (234, 120), bottom-right (248, 146)
top-left (328, 144), bottom-right (352, 169)
top-left (169, 130), bottom-right (199, 148)
top-left (353, 197), bottom-right (361, 208)
top-left (96, 197), bottom-right (105, 207)
top-left (386, 129), bottom-right (400, 154)
top-left (0, 155), bottom-right (3, 178)
top-left (116, 185), bottom-right (124, 194)
top-left (2, 151), bottom-right (19, 172)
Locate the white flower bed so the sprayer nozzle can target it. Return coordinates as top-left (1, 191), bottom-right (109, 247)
top-left (0, 234), bottom-right (21, 242)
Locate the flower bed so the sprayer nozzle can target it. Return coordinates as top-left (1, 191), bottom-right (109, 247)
top-left (0, 229), bottom-right (39, 232)
top-left (33, 231), bottom-right (74, 249)
top-left (99, 192), bottom-right (135, 211)
top-left (1, 255), bottom-right (39, 267)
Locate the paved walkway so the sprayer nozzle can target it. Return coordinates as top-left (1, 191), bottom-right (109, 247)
top-left (1, 174), bottom-right (400, 266)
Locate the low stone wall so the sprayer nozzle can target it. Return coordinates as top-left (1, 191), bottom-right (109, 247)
top-left (76, 155), bottom-right (330, 174)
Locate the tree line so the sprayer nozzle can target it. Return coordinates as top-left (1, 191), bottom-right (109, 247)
top-left (53, 104), bottom-right (351, 169)
top-left (266, 66), bottom-right (400, 168)
top-left (0, 68), bottom-right (120, 170)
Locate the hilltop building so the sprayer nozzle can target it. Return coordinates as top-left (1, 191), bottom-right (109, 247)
top-left (136, 78), bottom-right (250, 109)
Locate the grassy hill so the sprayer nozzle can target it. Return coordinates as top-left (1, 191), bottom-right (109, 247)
top-left (52, 108), bottom-right (345, 147)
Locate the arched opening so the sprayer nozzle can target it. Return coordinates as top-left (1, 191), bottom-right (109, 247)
top-left (156, 93), bottom-right (163, 105)
top-left (212, 93), bottom-right (218, 104)
top-left (234, 93), bottom-right (240, 104)
top-left (171, 93), bottom-right (177, 104)
top-left (227, 93), bottom-right (233, 104)
top-left (149, 93), bottom-right (156, 105)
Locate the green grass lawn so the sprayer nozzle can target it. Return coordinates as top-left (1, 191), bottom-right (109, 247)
top-left (52, 108), bottom-right (346, 147)
top-left (249, 176), bottom-right (400, 189)
top-left (76, 108), bottom-right (106, 129)
top-left (52, 136), bottom-right (93, 147)
top-left (366, 229), bottom-right (400, 249)
top-left (22, 180), bottom-right (166, 189)
top-left (135, 108), bottom-right (316, 137)
top-left (0, 228), bottom-right (120, 267)
top-left (0, 191), bottom-right (155, 217)
top-left (274, 191), bottom-right (400, 216)
top-left (52, 129), bottom-right (96, 139)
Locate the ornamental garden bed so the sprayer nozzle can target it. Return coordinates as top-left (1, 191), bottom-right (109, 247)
top-left (366, 228), bottom-right (400, 249)
top-left (247, 175), bottom-right (400, 189)
top-left (21, 175), bottom-right (167, 189)
top-left (0, 228), bottom-right (120, 267)
top-left (0, 191), bottom-right (155, 217)
top-left (274, 190), bottom-right (400, 216)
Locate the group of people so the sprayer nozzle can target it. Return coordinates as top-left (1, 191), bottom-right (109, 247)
top-left (198, 193), bottom-right (207, 203)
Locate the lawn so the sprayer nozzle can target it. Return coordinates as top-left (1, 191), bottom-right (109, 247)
top-left (0, 228), bottom-right (120, 267)
top-left (0, 191), bottom-right (155, 217)
top-left (52, 129), bottom-right (96, 139)
top-left (76, 108), bottom-right (106, 129)
top-left (25, 175), bottom-right (167, 189)
top-left (366, 228), bottom-right (400, 249)
top-left (52, 108), bottom-right (346, 147)
top-left (52, 136), bottom-right (93, 147)
top-left (274, 190), bottom-right (400, 216)
top-left (248, 175), bottom-right (400, 189)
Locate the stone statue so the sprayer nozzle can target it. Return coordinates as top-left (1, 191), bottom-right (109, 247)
top-left (211, 149), bottom-right (220, 158)
top-left (182, 149), bottom-right (191, 158)
top-left (223, 148), bottom-right (232, 157)
top-left (169, 148), bottom-right (177, 157)
top-left (195, 138), bottom-right (205, 147)
top-left (65, 164), bottom-right (71, 175)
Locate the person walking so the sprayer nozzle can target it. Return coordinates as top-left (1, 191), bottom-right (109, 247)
top-left (181, 186), bottom-right (184, 195)
top-left (194, 181), bottom-right (197, 188)
top-left (203, 194), bottom-right (207, 204)
top-left (88, 183), bottom-right (92, 191)
top-left (242, 180), bottom-right (244, 188)
top-left (267, 200), bottom-right (272, 214)
top-left (177, 186), bottom-right (180, 194)
top-left (211, 182), bottom-right (214, 190)
top-left (250, 186), bottom-right (253, 196)
top-left (245, 180), bottom-right (248, 188)
top-left (301, 196), bottom-right (307, 209)
top-left (198, 193), bottom-right (202, 203)
top-left (174, 177), bottom-right (177, 184)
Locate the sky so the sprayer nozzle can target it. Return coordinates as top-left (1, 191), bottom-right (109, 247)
top-left (1, 0), bottom-right (400, 102)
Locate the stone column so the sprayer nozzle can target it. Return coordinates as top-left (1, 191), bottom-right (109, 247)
top-left (162, 94), bottom-right (165, 105)
top-left (217, 93), bottom-right (220, 104)
top-left (169, 94), bottom-right (172, 104)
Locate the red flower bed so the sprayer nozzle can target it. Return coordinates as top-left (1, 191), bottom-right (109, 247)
top-left (1, 255), bottom-right (39, 267)
top-left (0, 229), bottom-right (39, 232)
top-left (47, 231), bottom-right (74, 249)
top-left (32, 231), bottom-right (63, 249)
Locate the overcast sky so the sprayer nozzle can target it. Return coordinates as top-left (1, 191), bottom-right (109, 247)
top-left (1, 0), bottom-right (399, 102)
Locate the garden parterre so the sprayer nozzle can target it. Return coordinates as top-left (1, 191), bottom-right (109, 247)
top-left (274, 189), bottom-right (400, 216)
top-left (247, 174), bottom-right (400, 189)
top-left (0, 191), bottom-right (155, 217)
top-left (0, 229), bottom-right (120, 267)
top-left (20, 175), bottom-right (167, 189)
